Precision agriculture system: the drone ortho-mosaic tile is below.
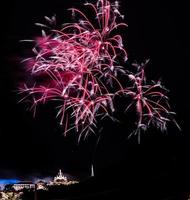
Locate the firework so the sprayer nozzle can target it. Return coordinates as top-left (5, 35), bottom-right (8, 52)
top-left (115, 60), bottom-right (179, 142)
top-left (19, 0), bottom-right (179, 142)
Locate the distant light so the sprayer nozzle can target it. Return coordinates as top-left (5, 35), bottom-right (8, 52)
top-left (0, 179), bottom-right (19, 184)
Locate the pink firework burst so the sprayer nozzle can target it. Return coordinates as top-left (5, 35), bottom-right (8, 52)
top-left (19, 0), bottom-right (179, 142)
top-left (115, 60), bottom-right (180, 142)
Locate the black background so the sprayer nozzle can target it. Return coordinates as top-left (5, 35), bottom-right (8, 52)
top-left (0, 0), bottom-right (189, 194)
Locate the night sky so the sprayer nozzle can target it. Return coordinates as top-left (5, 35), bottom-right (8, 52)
top-left (0, 0), bottom-right (189, 184)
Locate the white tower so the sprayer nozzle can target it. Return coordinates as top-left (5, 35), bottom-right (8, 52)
top-left (91, 164), bottom-right (94, 177)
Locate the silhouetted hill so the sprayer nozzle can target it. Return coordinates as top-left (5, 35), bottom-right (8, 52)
top-left (22, 165), bottom-right (190, 200)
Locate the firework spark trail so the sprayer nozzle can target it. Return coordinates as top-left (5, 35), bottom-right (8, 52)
top-left (19, 0), bottom-right (179, 141)
top-left (115, 60), bottom-right (178, 143)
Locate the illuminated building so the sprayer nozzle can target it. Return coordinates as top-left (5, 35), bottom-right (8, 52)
top-left (36, 180), bottom-right (47, 190)
top-left (54, 169), bottom-right (68, 183)
top-left (48, 169), bottom-right (79, 186)
top-left (13, 181), bottom-right (35, 191)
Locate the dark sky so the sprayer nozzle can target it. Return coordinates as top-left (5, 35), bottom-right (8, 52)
top-left (0, 0), bottom-right (189, 182)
